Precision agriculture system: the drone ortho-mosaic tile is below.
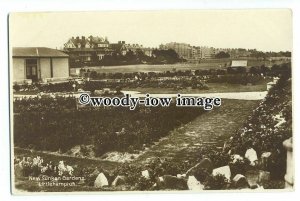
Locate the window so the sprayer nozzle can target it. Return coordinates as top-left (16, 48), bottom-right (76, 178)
top-left (97, 54), bottom-right (105, 60)
top-left (97, 44), bottom-right (108, 48)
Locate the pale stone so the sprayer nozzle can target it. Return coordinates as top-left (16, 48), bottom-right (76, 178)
top-left (231, 154), bottom-right (244, 163)
top-left (212, 166), bottom-right (231, 180)
top-left (141, 170), bottom-right (150, 179)
top-left (94, 173), bottom-right (109, 188)
top-left (245, 148), bottom-right (258, 166)
top-left (187, 176), bottom-right (204, 191)
top-left (261, 152), bottom-right (271, 158)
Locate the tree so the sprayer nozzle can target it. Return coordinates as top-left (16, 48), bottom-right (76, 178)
top-left (215, 51), bottom-right (230, 59)
top-left (249, 66), bottom-right (260, 75)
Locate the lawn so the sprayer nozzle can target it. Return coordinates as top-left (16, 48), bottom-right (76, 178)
top-left (124, 82), bottom-right (268, 94)
top-left (82, 59), bottom-right (285, 74)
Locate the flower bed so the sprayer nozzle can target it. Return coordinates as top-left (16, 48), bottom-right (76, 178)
top-left (14, 101), bottom-right (205, 156)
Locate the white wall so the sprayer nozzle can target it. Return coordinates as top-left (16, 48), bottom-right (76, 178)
top-left (12, 58), bottom-right (25, 82)
top-left (40, 58), bottom-right (51, 78)
top-left (52, 58), bottom-right (69, 78)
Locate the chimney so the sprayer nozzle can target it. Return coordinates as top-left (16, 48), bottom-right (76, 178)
top-left (82, 36), bottom-right (85, 41)
top-left (76, 36), bottom-right (79, 40)
top-left (72, 36), bottom-right (74, 40)
top-left (122, 41), bottom-right (125, 44)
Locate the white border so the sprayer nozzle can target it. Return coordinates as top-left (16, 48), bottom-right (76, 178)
top-left (1, 0), bottom-right (299, 200)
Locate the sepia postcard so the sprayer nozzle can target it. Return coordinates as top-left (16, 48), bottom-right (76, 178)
top-left (9, 10), bottom-right (293, 194)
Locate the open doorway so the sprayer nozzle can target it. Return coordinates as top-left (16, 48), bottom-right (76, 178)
top-left (25, 59), bottom-right (38, 82)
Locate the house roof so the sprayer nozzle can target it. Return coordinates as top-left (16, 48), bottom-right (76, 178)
top-left (110, 43), bottom-right (126, 51)
top-left (89, 36), bottom-right (108, 44)
top-left (13, 47), bottom-right (69, 58)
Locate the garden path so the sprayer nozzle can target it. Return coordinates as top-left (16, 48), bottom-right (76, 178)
top-left (134, 99), bottom-right (261, 164)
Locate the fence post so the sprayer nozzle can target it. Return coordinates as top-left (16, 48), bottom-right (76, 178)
top-left (283, 137), bottom-right (293, 188)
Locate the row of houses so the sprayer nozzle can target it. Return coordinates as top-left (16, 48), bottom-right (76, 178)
top-left (64, 36), bottom-right (153, 63)
top-left (159, 42), bottom-right (218, 60)
top-left (159, 42), bottom-right (257, 61)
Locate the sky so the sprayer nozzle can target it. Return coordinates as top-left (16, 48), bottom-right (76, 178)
top-left (9, 9), bottom-right (292, 52)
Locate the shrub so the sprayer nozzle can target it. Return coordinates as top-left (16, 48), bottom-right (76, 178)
top-left (193, 168), bottom-right (211, 183)
top-left (204, 174), bottom-right (230, 190)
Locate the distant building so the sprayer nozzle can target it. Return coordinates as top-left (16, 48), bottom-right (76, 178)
top-left (110, 41), bottom-right (127, 56)
top-left (231, 60), bottom-right (248, 67)
top-left (143, 47), bottom-right (153, 57)
top-left (160, 42), bottom-right (192, 59)
top-left (65, 37), bottom-right (153, 64)
top-left (64, 36), bottom-right (112, 62)
top-left (110, 41), bottom-right (152, 56)
top-left (12, 47), bottom-right (69, 83)
top-left (198, 46), bottom-right (215, 59)
top-left (160, 42), bottom-right (216, 60)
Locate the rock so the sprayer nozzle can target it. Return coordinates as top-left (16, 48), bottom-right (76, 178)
top-left (177, 174), bottom-right (186, 179)
top-left (186, 158), bottom-right (213, 175)
top-left (112, 175), bottom-right (126, 186)
top-left (158, 175), bottom-right (188, 190)
top-left (232, 174), bottom-right (249, 189)
top-left (187, 176), bottom-right (204, 191)
top-left (141, 170), bottom-right (150, 179)
top-left (258, 170), bottom-right (270, 183)
top-left (261, 152), bottom-right (271, 158)
top-left (231, 154), bottom-right (244, 163)
top-left (94, 173), bottom-right (109, 188)
top-left (66, 165), bottom-right (74, 176)
top-left (212, 166), bottom-right (231, 180)
top-left (245, 148), bottom-right (258, 166)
